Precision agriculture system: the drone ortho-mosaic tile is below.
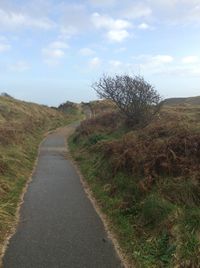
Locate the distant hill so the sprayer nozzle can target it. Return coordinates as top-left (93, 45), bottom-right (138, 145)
top-left (0, 92), bottom-right (13, 98)
top-left (58, 101), bottom-right (77, 113)
top-left (163, 96), bottom-right (200, 106)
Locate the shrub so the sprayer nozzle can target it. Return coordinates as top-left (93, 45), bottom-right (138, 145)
top-left (92, 74), bottom-right (162, 127)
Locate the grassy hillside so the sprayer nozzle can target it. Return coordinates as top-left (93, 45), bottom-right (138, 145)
top-left (87, 100), bottom-right (117, 117)
top-left (164, 96), bottom-right (200, 106)
top-left (69, 97), bottom-right (200, 267)
top-left (0, 96), bottom-right (75, 255)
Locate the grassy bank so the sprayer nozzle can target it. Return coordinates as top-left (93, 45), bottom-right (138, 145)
top-left (0, 96), bottom-right (80, 255)
top-left (69, 99), bottom-right (200, 267)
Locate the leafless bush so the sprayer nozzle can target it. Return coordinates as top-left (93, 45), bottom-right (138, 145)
top-left (92, 74), bottom-right (162, 127)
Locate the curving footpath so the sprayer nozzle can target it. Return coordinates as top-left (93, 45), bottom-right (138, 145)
top-left (3, 124), bottom-right (123, 268)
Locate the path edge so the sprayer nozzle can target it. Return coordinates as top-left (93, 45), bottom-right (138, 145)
top-left (0, 129), bottom-right (56, 267)
top-left (66, 132), bottom-right (132, 268)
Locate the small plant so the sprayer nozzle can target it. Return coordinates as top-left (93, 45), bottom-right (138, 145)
top-left (138, 195), bottom-right (173, 229)
top-left (182, 208), bottom-right (200, 233)
top-left (178, 232), bottom-right (200, 267)
top-left (88, 133), bottom-right (107, 145)
top-left (146, 231), bottom-right (176, 266)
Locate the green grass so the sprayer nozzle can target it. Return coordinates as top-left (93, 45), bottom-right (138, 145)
top-left (69, 138), bottom-right (177, 267)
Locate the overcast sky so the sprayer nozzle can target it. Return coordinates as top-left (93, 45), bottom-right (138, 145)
top-left (0, 0), bottom-right (200, 106)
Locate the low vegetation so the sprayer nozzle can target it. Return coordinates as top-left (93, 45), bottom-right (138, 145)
top-left (85, 99), bottom-right (116, 117)
top-left (69, 97), bottom-right (200, 267)
top-left (58, 101), bottom-right (82, 117)
top-left (0, 95), bottom-right (77, 255)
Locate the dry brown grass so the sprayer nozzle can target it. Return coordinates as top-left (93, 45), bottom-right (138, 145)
top-left (98, 123), bottom-right (200, 180)
top-left (75, 102), bottom-right (200, 198)
top-left (89, 99), bottom-right (117, 117)
top-left (82, 104), bottom-right (200, 183)
top-left (76, 111), bottom-right (122, 136)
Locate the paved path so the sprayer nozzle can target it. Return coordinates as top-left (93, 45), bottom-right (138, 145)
top-left (3, 124), bottom-right (122, 268)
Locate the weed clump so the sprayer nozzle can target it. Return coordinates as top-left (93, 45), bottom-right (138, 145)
top-left (138, 195), bottom-right (173, 229)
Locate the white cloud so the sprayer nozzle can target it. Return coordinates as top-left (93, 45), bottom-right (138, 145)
top-left (138, 23), bottom-right (151, 30)
top-left (91, 13), bottom-right (131, 30)
top-left (109, 60), bottom-right (122, 68)
top-left (0, 36), bottom-right (11, 52)
top-left (79, 48), bottom-right (95, 56)
top-left (0, 8), bottom-right (55, 30)
top-left (114, 47), bottom-right (127, 53)
top-left (133, 54), bottom-right (174, 73)
top-left (106, 30), bottom-right (130, 42)
top-left (153, 55), bottom-right (174, 64)
top-left (189, 4), bottom-right (200, 22)
top-left (89, 0), bottom-right (116, 6)
top-left (43, 48), bottom-right (65, 58)
top-left (158, 65), bottom-right (200, 77)
top-left (105, 60), bottom-right (136, 74)
top-left (182, 56), bottom-right (199, 64)
top-left (146, 0), bottom-right (200, 25)
top-left (59, 4), bottom-right (91, 38)
top-left (9, 61), bottom-right (30, 72)
top-left (191, 67), bottom-right (200, 76)
top-left (59, 26), bottom-right (78, 40)
top-left (134, 54), bottom-right (174, 64)
top-left (42, 40), bottom-right (69, 66)
top-left (91, 12), bottom-right (132, 42)
top-left (133, 53), bottom-right (200, 77)
top-left (0, 43), bottom-right (10, 52)
top-left (89, 57), bottom-right (101, 68)
top-left (49, 41), bottom-right (69, 50)
top-left (121, 3), bottom-right (152, 19)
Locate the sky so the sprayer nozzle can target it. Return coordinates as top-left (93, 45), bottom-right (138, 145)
top-left (0, 0), bottom-right (200, 106)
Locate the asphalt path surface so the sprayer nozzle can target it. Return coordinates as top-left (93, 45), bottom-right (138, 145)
top-left (3, 124), bottom-right (123, 268)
